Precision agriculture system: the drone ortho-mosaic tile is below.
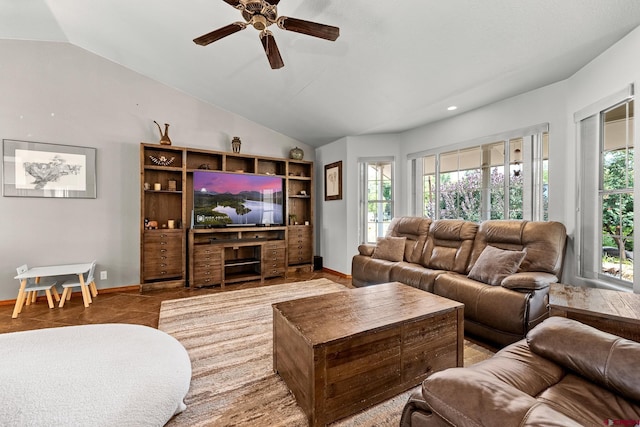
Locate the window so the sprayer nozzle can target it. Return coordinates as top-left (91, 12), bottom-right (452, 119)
top-left (577, 87), bottom-right (634, 289)
top-left (410, 125), bottom-right (549, 222)
top-left (359, 159), bottom-right (394, 244)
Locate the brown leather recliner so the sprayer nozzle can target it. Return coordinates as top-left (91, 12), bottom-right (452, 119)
top-left (400, 316), bottom-right (640, 426)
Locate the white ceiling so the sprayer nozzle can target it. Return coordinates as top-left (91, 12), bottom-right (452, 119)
top-left (3, 0), bottom-right (640, 146)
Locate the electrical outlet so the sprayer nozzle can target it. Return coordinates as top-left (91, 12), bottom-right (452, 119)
top-left (100, 271), bottom-right (107, 280)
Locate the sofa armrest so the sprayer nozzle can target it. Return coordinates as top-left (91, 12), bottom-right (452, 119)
top-left (501, 272), bottom-right (558, 291)
top-left (358, 243), bottom-right (376, 256)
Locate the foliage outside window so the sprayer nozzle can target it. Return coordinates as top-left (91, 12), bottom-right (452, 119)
top-left (418, 130), bottom-right (548, 222)
top-left (359, 160), bottom-right (393, 244)
top-left (600, 101), bottom-right (634, 283)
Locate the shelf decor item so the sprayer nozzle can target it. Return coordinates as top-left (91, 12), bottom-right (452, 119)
top-left (231, 136), bottom-right (242, 153)
top-left (289, 146), bottom-right (304, 160)
top-left (2, 139), bottom-right (97, 198)
top-left (148, 155), bottom-right (175, 166)
top-left (153, 121), bottom-right (172, 145)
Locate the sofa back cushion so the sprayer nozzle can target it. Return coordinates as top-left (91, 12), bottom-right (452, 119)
top-left (468, 220), bottom-right (566, 277)
top-left (421, 220), bottom-right (478, 273)
top-left (385, 216), bottom-right (431, 263)
top-left (528, 316), bottom-right (640, 403)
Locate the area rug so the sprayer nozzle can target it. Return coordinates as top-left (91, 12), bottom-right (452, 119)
top-left (158, 279), bottom-right (494, 427)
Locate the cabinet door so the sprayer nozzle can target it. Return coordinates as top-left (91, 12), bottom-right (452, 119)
top-left (143, 230), bottom-right (183, 280)
top-left (288, 226), bottom-right (312, 265)
top-left (192, 245), bottom-right (223, 287)
top-left (264, 241), bottom-right (286, 278)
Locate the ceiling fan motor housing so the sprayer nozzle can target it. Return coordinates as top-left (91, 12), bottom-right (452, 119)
top-left (251, 15), bottom-right (269, 30)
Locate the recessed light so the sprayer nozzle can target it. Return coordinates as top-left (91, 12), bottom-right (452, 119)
top-left (447, 106), bottom-right (458, 111)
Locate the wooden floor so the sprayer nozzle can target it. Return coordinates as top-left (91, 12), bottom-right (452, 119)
top-left (0, 271), bottom-right (352, 335)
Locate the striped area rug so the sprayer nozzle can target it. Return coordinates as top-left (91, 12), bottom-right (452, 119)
top-left (158, 278), bottom-right (494, 427)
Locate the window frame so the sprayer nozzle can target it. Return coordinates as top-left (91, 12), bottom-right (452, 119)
top-left (358, 157), bottom-right (395, 244)
top-left (575, 84), bottom-right (636, 292)
top-left (408, 124), bottom-right (549, 222)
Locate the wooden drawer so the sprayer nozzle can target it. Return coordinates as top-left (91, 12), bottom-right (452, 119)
top-left (288, 226), bottom-right (312, 265)
top-left (289, 251), bottom-right (312, 264)
top-left (143, 261), bottom-right (182, 280)
top-left (143, 231), bottom-right (183, 280)
top-left (193, 266), bottom-right (222, 285)
top-left (264, 240), bottom-right (286, 250)
top-left (191, 245), bottom-right (223, 287)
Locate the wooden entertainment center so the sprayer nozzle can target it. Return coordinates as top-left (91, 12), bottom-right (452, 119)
top-left (140, 143), bottom-right (313, 289)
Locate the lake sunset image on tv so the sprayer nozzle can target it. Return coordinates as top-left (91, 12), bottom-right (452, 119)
top-left (193, 171), bottom-right (284, 226)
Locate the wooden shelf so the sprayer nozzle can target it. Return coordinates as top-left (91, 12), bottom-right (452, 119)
top-left (225, 258), bottom-right (260, 267)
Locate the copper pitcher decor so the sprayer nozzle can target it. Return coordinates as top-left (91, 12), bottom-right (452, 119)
top-left (154, 121), bottom-right (172, 145)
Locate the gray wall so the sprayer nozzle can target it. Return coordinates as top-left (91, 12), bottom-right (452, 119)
top-left (0, 40), bottom-right (311, 300)
top-left (316, 25), bottom-right (640, 295)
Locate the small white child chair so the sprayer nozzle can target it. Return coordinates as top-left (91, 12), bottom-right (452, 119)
top-left (59, 260), bottom-right (97, 307)
top-left (15, 264), bottom-right (60, 310)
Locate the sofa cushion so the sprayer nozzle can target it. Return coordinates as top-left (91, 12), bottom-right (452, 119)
top-left (421, 368), bottom-right (578, 427)
top-left (421, 220), bottom-right (477, 273)
top-left (527, 316), bottom-right (640, 403)
top-left (389, 262), bottom-right (444, 292)
top-left (467, 245), bottom-right (525, 286)
top-left (536, 373), bottom-right (640, 425)
top-left (386, 216), bottom-right (431, 263)
top-left (467, 340), bottom-right (564, 397)
top-left (372, 236), bottom-right (406, 262)
top-left (434, 273), bottom-right (531, 337)
top-left (468, 220), bottom-right (566, 278)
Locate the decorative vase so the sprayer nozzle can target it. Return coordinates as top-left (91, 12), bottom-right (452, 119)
top-left (231, 137), bottom-right (241, 153)
top-left (290, 146), bottom-right (304, 160)
top-left (154, 121), bottom-right (172, 145)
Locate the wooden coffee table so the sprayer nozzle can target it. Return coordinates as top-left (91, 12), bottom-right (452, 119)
top-left (272, 282), bottom-right (464, 427)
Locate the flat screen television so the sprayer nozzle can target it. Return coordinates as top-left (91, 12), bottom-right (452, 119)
top-left (192, 170), bottom-right (284, 227)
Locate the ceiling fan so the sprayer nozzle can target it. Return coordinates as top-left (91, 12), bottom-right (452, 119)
top-left (193, 0), bottom-right (340, 69)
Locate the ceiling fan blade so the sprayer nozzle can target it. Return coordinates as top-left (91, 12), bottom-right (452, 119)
top-left (222, 0), bottom-right (242, 7)
top-left (260, 31), bottom-right (284, 69)
top-left (277, 17), bottom-right (339, 41)
top-left (193, 23), bottom-right (246, 46)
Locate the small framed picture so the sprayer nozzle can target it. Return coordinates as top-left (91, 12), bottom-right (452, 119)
top-left (2, 139), bottom-right (97, 198)
top-left (324, 161), bottom-right (342, 201)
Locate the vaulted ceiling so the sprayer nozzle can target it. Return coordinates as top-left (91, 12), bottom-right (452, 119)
top-left (3, 0), bottom-right (640, 146)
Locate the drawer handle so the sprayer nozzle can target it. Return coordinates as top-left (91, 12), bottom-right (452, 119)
top-left (160, 234), bottom-right (167, 237)
top-left (161, 242), bottom-right (167, 245)
top-left (160, 263), bottom-right (166, 267)
top-left (160, 249), bottom-right (167, 253)
top-left (161, 271), bottom-right (167, 275)
top-left (161, 256), bottom-right (167, 260)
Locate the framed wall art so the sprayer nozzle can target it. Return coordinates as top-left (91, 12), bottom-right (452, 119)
top-left (324, 160), bottom-right (342, 201)
top-left (2, 139), bottom-right (97, 198)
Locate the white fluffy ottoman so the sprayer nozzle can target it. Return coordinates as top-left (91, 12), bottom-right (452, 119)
top-left (0, 324), bottom-right (191, 426)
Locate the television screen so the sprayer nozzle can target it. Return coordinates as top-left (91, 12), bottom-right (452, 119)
top-left (193, 171), bottom-right (284, 227)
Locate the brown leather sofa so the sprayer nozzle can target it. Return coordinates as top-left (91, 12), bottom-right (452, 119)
top-left (400, 316), bottom-right (640, 426)
top-left (351, 217), bottom-right (567, 347)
